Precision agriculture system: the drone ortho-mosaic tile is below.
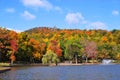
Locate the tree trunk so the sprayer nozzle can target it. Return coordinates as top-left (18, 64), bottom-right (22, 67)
top-left (85, 57), bottom-right (88, 63)
top-left (75, 55), bottom-right (78, 64)
top-left (55, 61), bottom-right (58, 66)
top-left (92, 57), bottom-right (94, 64)
top-left (11, 60), bottom-right (14, 66)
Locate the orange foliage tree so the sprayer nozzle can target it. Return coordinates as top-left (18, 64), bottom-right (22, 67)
top-left (47, 40), bottom-right (62, 57)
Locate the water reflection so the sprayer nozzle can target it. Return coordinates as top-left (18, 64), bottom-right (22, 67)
top-left (0, 64), bottom-right (120, 80)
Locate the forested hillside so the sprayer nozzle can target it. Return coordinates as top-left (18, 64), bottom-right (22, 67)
top-left (0, 27), bottom-right (120, 64)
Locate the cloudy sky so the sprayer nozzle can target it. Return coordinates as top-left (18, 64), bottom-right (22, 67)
top-left (0, 0), bottom-right (120, 32)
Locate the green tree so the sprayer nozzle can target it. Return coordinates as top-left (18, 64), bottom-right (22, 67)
top-left (42, 50), bottom-right (59, 65)
top-left (64, 37), bottom-right (83, 64)
top-left (16, 33), bottom-right (34, 63)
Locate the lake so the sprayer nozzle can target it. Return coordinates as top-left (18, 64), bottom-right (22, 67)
top-left (0, 64), bottom-right (120, 80)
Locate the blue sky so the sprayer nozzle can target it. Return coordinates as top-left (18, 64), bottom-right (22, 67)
top-left (0, 0), bottom-right (120, 32)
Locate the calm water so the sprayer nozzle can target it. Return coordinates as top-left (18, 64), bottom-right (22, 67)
top-left (0, 64), bottom-right (120, 80)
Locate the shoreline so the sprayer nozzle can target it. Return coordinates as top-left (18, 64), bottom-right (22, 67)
top-left (1, 62), bottom-right (119, 67)
top-left (0, 67), bottom-right (11, 73)
top-left (11, 63), bottom-right (119, 66)
top-left (10, 63), bottom-right (98, 67)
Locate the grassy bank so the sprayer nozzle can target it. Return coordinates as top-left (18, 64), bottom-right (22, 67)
top-left (0, 63), bottom-right (10, 67)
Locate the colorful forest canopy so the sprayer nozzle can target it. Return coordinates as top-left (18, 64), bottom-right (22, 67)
top-left (0, 27), bottom-right (120, 64)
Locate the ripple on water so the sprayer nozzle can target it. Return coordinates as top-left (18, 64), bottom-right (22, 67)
top-left (0, 64), bottom-right (120, 80)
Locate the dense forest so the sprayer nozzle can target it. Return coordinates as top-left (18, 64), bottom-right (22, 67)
top-left (0, 27), bottom-right (120, 64)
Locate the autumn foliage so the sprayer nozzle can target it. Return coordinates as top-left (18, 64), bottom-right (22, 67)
top-left (47, 40), bottom-right (62, 57)
top-left (0, 27), bottom-right (120, 64)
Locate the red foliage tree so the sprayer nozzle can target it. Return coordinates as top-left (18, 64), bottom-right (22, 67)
top-left (10, 39), bottom-right (18, 52)
top-left (10, 39), bottom-right (18, 64)
top-left (9, 31), bottom-right (18, 64)
top-left (84, 41), bottom-right (97, 63)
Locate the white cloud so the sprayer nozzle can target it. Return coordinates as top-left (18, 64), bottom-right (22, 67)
top-left (6, 27), bottom-right (21, 33)
top-left (21, 0), bottom-right (62, 12)
top-left (21, 0), bottom-right (53, 10)
top-left (65, 12), bottom-right (85, 24)
top-left (21, 11), bottom-right (36, 20)
top-left (112, 10), bottom-right (119, 16)
top-left (54, 6), bottom-right (62, 13)
top-left (6, 8), bottom-right (15, 13)
top-left (65, 12), bottom-right (108, 30)
top-left (87, 21), bottom-right (108, 30)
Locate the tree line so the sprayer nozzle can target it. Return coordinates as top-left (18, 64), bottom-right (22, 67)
top-left (0, 27), bottom-right (120, 64)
